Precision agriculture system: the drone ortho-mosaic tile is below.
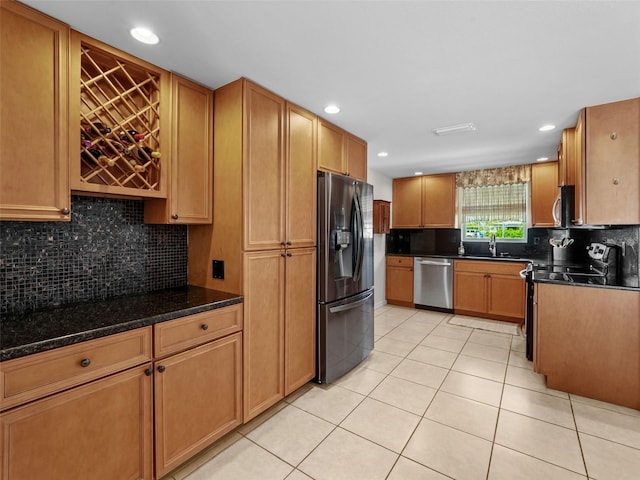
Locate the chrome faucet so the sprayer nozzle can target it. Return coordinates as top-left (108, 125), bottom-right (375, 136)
top-left (489, 233), bottom-right (497, 257)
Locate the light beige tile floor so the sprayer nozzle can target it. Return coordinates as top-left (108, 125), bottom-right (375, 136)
top-left (163, 305), bottom-right (640, 480)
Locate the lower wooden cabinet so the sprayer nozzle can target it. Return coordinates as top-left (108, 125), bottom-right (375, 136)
top-left (0, 365), bottom-right (153, 480)
top-left (454, 260), bottom-right (526, 322)
top-left (154, 332), bottom-right (242, 477)
top-left (534, 283), bottom-right (639, 410)
top-left (243, 247), bottom-right (316, 421)
top-left (0, 304), bottom-right (244, 480)
top-left (385, 256), bottom-right (414, 307)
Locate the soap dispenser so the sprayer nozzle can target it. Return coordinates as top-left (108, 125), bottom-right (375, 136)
top-left (458, 241), bottom-right (465, 255)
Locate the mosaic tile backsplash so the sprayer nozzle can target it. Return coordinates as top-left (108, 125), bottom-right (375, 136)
top-left (1, 196), bottom-right (187, 315)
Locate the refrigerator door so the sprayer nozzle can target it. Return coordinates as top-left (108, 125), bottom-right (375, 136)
top-left (318, 172), bottom-right (373, 303)
top-left (316, 289), bottom-right (374, 384)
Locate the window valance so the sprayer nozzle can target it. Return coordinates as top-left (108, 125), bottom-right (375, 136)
top-left (456, 165), bottom-right (531, 188)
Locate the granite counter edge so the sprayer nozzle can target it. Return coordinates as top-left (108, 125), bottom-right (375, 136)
top-left (0, 296), bottom-right (243, 362)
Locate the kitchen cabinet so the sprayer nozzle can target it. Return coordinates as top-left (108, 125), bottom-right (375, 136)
top-left (153, 330), bottom-right (242, 477)
top-left (531, 161), bottom-right (558, 227)
top-left (243, 247), bottom-right (316, 420)
top-left (392, 173), bottom-right (456, 228)
top-left (188, 79), bottom-right (317, 421)
top-left (0, 327), bottom-right (154, 480)
top-left (69, 31), bottom-right (171, 198)
top-left (145, 74), bottom-right (213, 224)
top-left (0, 0), bottom-right (70, 221)
top-left (534, 282), bottom-right (639, 410)
top-left (454, 260), bottom-right (526, 322)
top-left (556, 128), bottom-right (576, 186)
top-left (318, 118), bottom-right (368, 181)
top-left (385, 256), bottom-right (414, 307)
top-left (573, 110), bottom-right (586, 225)
top-left (583, 97), bottom-right (640, 225)
top-left (373, 200), bottom-right (391, 234)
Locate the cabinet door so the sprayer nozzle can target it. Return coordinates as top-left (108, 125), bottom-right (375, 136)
top-left (286, 104), bottom-right (317, 248)
top-left (422, 174), bottom-right (456, 227)
top-left (145, 75), bottom-right (213, 224)
top-left (243, 251), bottom-right (285, 420)
top-left (0, 365), bottom-right (153, 480)
top-left (586, 97), bottom-right (640, 225)
top-left (531, 161), bottom-right (558, 227)
top-left (385, 266), bottom-right (414, 307)
top-left (244, 82), bottom-right (286, 250)
top-left (392, 176), bottom-right (423, 228)
top-left (318, 119), bottom-right (345, 175)
top-left (373, 200), bottom-right (391, 234)
top-left (284, 248), bottom-right (317, 395)
top-left (154, 333), bottom-right (242, 477)
top-left (453, 271), bottom-right (487, 313)
top-left (0, 2), bottom-right (70, 221)
top-left (345, 133), bottom-right (367, 181)
top-left (487, 274), bottom-right (525, 321)
top-left (573, 110), bottom-right (586, 225)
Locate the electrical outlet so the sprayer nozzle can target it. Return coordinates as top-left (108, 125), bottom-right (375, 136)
top-left (534, 237), bottom-right (540, 245)
top-left (212, 260), bottom-right (224, 279)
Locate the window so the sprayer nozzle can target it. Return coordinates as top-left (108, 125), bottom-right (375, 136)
top-left (460, 183), bottom-right (528, 241)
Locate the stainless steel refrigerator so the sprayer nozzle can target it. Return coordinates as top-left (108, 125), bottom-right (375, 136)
top-left (317, 171), bottom-right (374, 384)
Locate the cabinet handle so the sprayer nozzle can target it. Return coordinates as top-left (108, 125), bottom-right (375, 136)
top-left (61, 208), bottom-right (70, 215)
top-left (157, 365), bottom-right (166, 373)
top-left (144, 367), bottom-right (154, 376)
top-left (281, 253), bottom-right (286, 257)
top-left (287, 252), bottom-right (292, 257)
top-left (613, 177), bottom-right (620, 185)
top-left (610, 132), bottom-right (618, 140)
top-left (171, 214), bottom-right (179, 220)
top-left (201, 323), bottom-right (209, 331)
top-left (80, 358), bottom-right (91, 368)
top-left (281, 241), bottom-right (286, 246)
top-left (286, 241), bottom-right (292, 246)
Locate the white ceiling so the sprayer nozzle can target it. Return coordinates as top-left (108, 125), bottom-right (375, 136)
top-left (24, 0), bottom-right (640, 179)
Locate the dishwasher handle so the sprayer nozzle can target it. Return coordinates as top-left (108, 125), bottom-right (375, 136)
top-left (416, 259), bottom-right (452, 267)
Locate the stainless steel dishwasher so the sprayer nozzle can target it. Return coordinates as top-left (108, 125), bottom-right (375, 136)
top-left (413, 257), bottom-right (453, 311)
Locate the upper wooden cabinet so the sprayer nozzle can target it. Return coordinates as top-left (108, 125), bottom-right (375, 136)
top-left (583, 97), bottom-right (640, 225)
top-left (373, 200), bottom-right (391, 234)
top-left (0, 1), bottom-right (70, 221)
top-left (145, 75), bottom-right (213, 224)
top-left (392, 173), bottom-right (456, 228)
top-left (69, 31), bottom-right (171, 199)
top-left (318, 118), bottom-right (367, 181)
top-left (556, 128), bottom-right (575, 187)
top-left (531, 161), bottom-right (558, 227)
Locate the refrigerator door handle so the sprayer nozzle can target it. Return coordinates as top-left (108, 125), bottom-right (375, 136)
top-left (352, 189), bottom-right (364, 282)
top-left (329, 291), bottom-right (374, 313)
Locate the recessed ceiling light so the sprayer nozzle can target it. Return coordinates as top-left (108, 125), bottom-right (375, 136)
top-left (538, 124), bottom-right (556, 132)
top-left (414, 171), bottom-right (423, 176)
top-left (432, 123), bottom-right (476, 136)
top-left (536, 157), bottom-right (549, 162)
top-left (377, 152), bottom-right (388, 157)
top-left (324, 105), bottom-right (340, 114)
top-left (130, 27), bottom-right (159, 45)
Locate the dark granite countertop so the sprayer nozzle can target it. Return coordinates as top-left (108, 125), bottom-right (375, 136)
top-left (0, 286), bottom-right (243, 362)
top-left (387, 253), bottom-right (543, 264)
top-left (532, 273), bottom-right (640, 292)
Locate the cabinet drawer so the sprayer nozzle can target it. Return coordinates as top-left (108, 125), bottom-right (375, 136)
top-left (0, 327), bottom-right (152, 411)
top-left (386, 256), bottom-right (413, 267)
top-left (154, 303), bottom-right (243, 358)
top-left (455, 260), bottom-right (526, 276)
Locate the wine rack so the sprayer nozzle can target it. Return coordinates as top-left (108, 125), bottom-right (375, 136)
top-left (75, 36), bottom-right (165, 195)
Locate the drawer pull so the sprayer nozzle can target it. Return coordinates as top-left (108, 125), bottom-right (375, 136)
top-left (157, 365), bottom-right (166, 373)
top-left (79, 358), bottom-right (91, 368)
top-left (201, 323), bottom-right (209, 331)
top-left (144, 367), bottom-right (154, 376)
